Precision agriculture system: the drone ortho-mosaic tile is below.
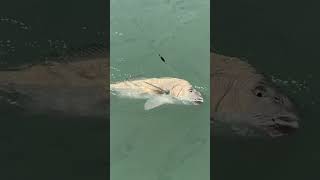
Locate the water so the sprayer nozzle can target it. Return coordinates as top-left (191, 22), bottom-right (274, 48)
top-left (2, 0), bottom-right (318, 179)
top-left (212, 0), bottom-right (320, 179)
top-left (110, 0), bottom-right (210, 179)
top-left (0, 1), bottom-right (108, 179)
top-left (0, 1), bottom-right (108, 67)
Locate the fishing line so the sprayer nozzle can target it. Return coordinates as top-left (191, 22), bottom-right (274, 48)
top-left (132, 18), bottom-right (181, 77)
top-left (133, 17), bottom-right (208, 95)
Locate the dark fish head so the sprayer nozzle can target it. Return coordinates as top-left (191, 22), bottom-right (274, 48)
top-left (238, 79), bottom-right (300, 137)
top-left (211, 53), bottom-right (300, 138)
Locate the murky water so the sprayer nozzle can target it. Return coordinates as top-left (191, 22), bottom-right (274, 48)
top-left (212, 0), bottom-right (320, 179)
top-left (0, 1), bottom-right (108, 179)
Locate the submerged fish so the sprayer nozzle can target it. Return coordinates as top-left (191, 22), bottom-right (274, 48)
top-left (110, 78), bottom-right (204, 110)
top-left (0, 45), bottom-right (300, 137)
top-left (211, 52), bottom-right (299, 137)
top-left (0, 47), bottom-right (109, 118)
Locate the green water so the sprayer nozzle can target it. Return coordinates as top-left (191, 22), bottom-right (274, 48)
top-left (212, 0), bottom-right (320, 179)
top-left (110, 0), bottom-right (210, 180)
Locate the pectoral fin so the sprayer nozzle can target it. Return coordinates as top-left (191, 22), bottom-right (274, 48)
top-left (144, 96), bottom-right (167, 110)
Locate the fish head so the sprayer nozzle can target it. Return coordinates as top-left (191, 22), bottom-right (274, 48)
top-left (173, 84), bottom-right (204, 105)
top-left (237, 79), bottom-right (300, 137)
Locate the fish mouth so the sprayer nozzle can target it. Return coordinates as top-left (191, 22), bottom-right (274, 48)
top-left (265, 116), bottom-right (299, 137)
top-left (193, 97), bottom-right (204, 105)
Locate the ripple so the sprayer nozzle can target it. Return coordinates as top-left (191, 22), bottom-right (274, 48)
top-left (0, 16), bottom-right (32, 31)
top-left (269, 75), bottom-right (309, 93)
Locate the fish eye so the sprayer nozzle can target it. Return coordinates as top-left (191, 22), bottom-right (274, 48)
top-left (252, 85), bottom-right (267, 97)
top-left (189, 89), bottom-right (193, 92)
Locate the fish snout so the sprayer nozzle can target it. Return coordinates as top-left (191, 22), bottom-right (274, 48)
top-left (278, 115), bottom-right (299, 129)
top-left (194, 96), bottom-right (204, 105)
top-left (268, 114), bottom-right (299, 137)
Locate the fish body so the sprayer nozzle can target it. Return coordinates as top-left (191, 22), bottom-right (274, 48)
top-left (0, 49), bottom-right (109, 118)
top-left (110, 77), bottom-right (204, 110)
top-left (0, 45), bottom-right (300, 137)
top-left (211, 52), bottom-right (299, 137)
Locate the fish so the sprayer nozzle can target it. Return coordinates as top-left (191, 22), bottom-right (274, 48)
top-left (110, 78), bottom-right (204, 110)
top-left (211, 52), bottom-right (300, 137)
top-left (0, 46), bottom-right (109, 118)
top-left (0, 44), bottom-right (300, 137)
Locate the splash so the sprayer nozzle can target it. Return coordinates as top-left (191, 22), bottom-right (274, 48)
top-left (269, 74), bottom-right (310, 93)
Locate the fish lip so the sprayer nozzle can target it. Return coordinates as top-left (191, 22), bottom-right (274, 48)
top-left (193, 98), bottom-right (204, 105)
top-left (272, 124), bottom-right (298, 137)
top-left (267, 118), bottom-right (299, 137)
top-left (194, 101), bottom-right (203, 105)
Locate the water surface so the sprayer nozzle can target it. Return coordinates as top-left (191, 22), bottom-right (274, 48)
top-left (111, 0), bottom-right (210, 179)
top-left (212, 0), bottom-right (320, 179)
top-left (0, 1), bottom-right (109, 179)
